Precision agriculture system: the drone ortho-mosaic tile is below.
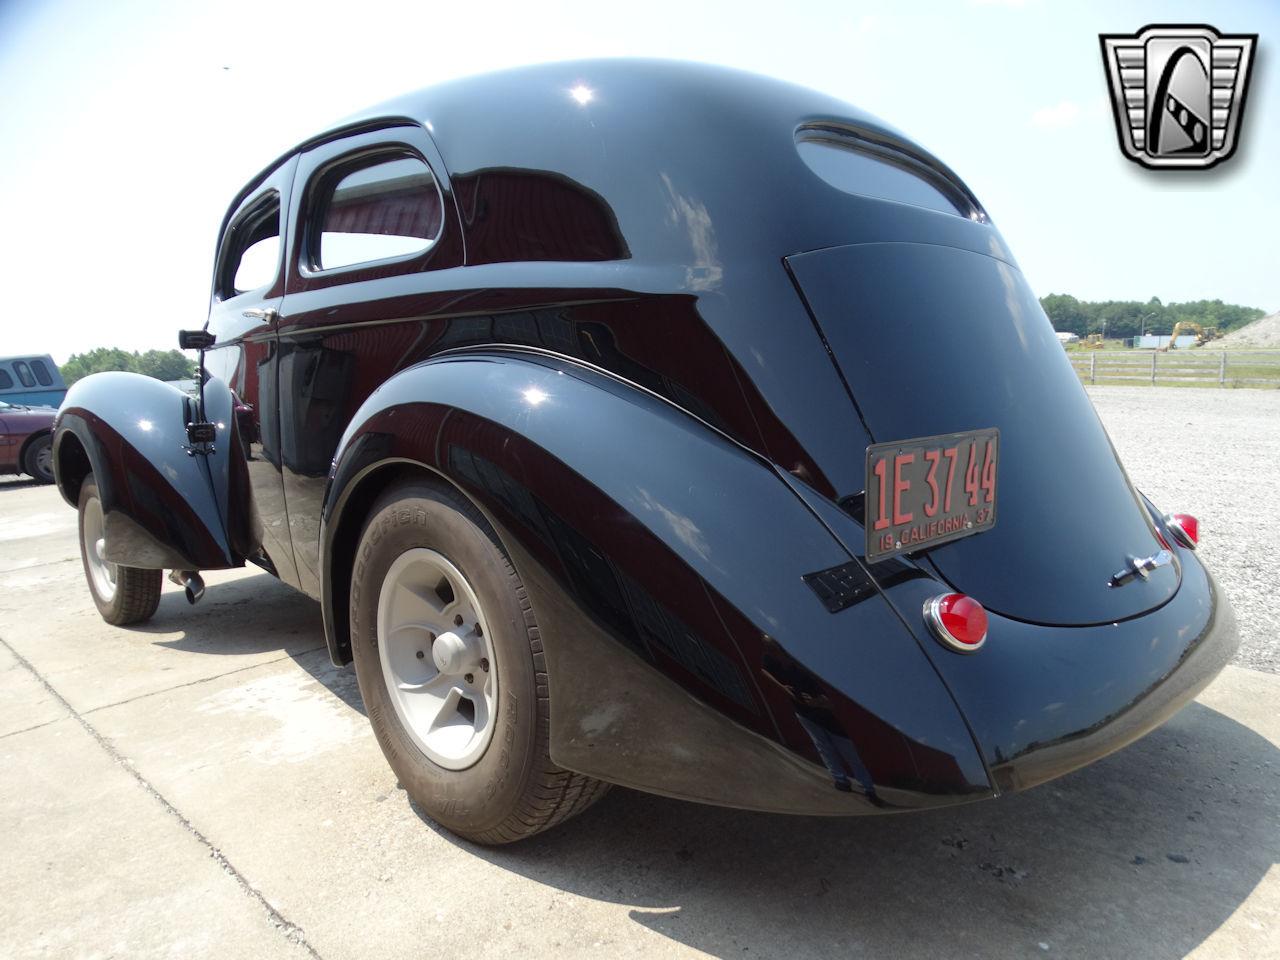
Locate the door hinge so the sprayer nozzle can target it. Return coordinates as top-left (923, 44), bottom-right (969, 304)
top-left (178, 329), bottom-right (217, 350)
top-left (185, 420), bottom-right (217, 455)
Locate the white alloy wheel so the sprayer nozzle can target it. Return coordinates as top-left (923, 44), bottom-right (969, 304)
top-left (81, 492), bottom-right (118, 602)
top-left (376, 548), bottom-right (498, 770)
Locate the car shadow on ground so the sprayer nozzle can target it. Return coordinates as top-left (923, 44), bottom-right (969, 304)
top-left (439, 705), bottom-right (1279, 958)
top-left (132, 570), bottom-right (365, 713)
top-left (121, 569), bottom-right (1279, 959)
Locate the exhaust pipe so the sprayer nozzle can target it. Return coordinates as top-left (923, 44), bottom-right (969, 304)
top-left (168, 569), bottom-right (205, 605)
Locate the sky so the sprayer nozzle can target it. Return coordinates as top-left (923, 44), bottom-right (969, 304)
top-left (0, 0), bottom-right (1276, 364)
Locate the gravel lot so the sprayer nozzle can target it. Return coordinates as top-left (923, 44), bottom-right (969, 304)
top-left (1087, 386), bottom-right (1280, 673)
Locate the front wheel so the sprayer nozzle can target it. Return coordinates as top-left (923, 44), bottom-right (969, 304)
top-left (350, 479), bottom-right (609, 844)
top-left (77, 478), bottom-right (162, 625)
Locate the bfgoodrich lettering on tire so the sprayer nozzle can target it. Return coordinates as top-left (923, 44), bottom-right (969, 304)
top-left (350, 478), bottom-right (608, 844)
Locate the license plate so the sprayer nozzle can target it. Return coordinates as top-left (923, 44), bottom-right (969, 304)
top-left (864, 428), bottom-right (999, 563)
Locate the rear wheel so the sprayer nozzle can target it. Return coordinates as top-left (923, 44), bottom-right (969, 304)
top-left (77, 478), bottom-right (162, 625)
top-left (350, 478), bottom-right (609, 844)
top-left (24, 435), bottom-right (54, 484)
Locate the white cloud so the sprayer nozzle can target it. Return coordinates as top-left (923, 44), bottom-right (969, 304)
top-left (1031, 99), bottom-right (1082, 129)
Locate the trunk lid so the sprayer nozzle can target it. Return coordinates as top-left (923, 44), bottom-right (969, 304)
top-left (787, 241), bottom-right (1177, 627)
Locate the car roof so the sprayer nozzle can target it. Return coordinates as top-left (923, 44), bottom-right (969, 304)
top-left (222, 59), bottom-right (986, 268)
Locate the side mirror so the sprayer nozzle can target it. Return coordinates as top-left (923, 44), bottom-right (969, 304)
top-left (178, 330), bottom-right (217, 350)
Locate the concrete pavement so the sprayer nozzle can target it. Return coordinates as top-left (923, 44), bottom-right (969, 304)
top-left (1, 476), bottom-right (1277, 959)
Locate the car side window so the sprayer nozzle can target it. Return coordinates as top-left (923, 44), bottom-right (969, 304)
top-left (14, 361), bottom-right (35, 388)
top-left (0, 369), bottom-right (12, 389)
top-left (315, 156), bottom-right (442, 270)
top-left (222, 193), bottom-right (281, 297)
top-left (31, 359), bottom-right (53, 386)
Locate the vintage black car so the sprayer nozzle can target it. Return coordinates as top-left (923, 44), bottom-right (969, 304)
top-left (53, 60), bottom-right (1237, 843)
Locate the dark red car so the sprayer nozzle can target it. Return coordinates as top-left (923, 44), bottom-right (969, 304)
top-left (0, 399), bottom-right (56, 484)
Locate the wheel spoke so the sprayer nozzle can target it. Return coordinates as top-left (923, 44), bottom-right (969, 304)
top-left (440, 596), bottom-right (478, 630)
top-left (397, 671), bottom-right (452, 695)
top-left (426, 686), bottom-right (466, 733)
top-left (390, 580), bottom-right (451, 630)
top-left (387, 621), bottom-right (436, 643)
top-left (383, 622), bottom-right (438, 686)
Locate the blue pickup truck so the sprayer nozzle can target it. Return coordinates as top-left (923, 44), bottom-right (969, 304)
top-left (0, 355), bottom-right (66, 408)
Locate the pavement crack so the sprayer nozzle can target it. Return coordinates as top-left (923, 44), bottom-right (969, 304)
top-left (0, 715), bottom-right (66, 741)
top-left (0, 634), bottom-right (328, 960)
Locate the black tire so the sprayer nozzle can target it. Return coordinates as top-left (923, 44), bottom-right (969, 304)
top-left (351, 478), bottom-right (609, 844)
top-left (77, 478), bottom-right (163, 626)
top-left (23, 434), bottom-right (54, 484)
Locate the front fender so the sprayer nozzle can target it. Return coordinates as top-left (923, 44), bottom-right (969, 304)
top-left (322, 350), bottom-right (993, 813)
top-left (54, 371), bottom-right (247, 571)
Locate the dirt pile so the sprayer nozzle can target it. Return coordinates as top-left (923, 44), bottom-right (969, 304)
top-left (1218, 310), bottom-right (1280, 348)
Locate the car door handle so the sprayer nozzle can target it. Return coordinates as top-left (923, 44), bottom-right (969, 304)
top-left (242, 307), bottom-right (278, 322)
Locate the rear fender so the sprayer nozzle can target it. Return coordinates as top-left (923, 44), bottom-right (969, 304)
top-left (322, 350), bottom-right (992, 812)
top-left (794, 467), bottom-right (1239, 791)
top-left (54, 371), bottom-right (249, 571)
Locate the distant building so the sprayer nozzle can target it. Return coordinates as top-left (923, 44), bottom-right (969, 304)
top-left (1055, 331), bottom-right (1079, 345)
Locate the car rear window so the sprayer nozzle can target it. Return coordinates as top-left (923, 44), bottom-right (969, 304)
top-left (0, 369), bottom-right (12, 389)
top-left (317, 156), bottom-right (442, 270)
top-left (796, 131), bottom-right (975, 218)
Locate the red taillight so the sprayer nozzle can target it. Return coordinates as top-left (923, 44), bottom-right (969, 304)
top-left (924, 593), bottom-right (988, 653)
top-left (1165, 513), bottom-right (1199, 550)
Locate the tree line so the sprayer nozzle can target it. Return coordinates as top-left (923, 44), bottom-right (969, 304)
top-left (1039, 295), bottom-right (1266, 340)
top-left (60, 348), bottom-right (194, 387)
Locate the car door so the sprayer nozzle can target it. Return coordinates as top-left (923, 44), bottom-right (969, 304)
top-left (278, 125), bottom-right (464, 599)
top-left (203, 157), bottom-right (303, 590)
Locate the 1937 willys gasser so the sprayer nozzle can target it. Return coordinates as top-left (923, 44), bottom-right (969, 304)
top-left (53, 60), bottom-right (1237, 843)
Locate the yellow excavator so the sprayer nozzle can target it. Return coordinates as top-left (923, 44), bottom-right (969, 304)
top-left (1160, 321), bottom-right (1221, 350)
top-left (1080, 333), bottom-right (1107, 349)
